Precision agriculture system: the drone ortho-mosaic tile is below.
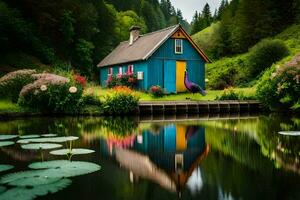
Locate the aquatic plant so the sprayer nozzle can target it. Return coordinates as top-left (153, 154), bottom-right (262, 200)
top-left (0, 165), bottom-right (14, 173)
top-left (50, 148), bottom-right (95, 155)
top-left (0, 141), bottom-right (14, 147)
top-left (19, 135), bottom-right (40, 139)
top-left (0, 178), bottom-right (71, 200)
top-left (0, 135), bottom-right (18, 140)
top-left (21, 143), bottom-right (62, 150)
top-left (17, 136), bottom-right (78, 144)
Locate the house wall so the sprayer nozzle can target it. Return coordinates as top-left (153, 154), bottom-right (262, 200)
top-left (148, 38), bottom-right (206, 93)
top-left (99, 37), bottom-right (206, 92)
top-left (99, 61), bottom-right (148, 90)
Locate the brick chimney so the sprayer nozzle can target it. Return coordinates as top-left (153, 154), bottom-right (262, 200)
top-left (129, 26), bottom-right (141, 45)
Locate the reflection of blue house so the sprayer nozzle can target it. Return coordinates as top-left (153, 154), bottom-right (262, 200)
top-left (134, 124), bottom-right (206, 173)
top-left (99, 123), bottom-right (209, 192)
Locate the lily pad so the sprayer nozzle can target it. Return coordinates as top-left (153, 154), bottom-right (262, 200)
top-left (41, 134), bottom-right (57, 137)
top-left (0, 141), bottom-right (14, 147)
top-left (17, 136), bottom-right (79, 144)
top-left (28, 160), bottom-right (101, 177)
top-left (278, 131), bottom-right (300, 136)
top-left (0, 135), bottom-right (17, 140)
top-left (19, 135), bottom-right (40, 139)
top-left (21, 143), bottom-right (62, 150)
top-left (0, 186), bottom-right (5, 194)
top-left (0, 178), bottom-right (71, 200)
top-left (50, 148), bottom-right (95, 156)
top-left (0, 165), bottom-right (14, 173)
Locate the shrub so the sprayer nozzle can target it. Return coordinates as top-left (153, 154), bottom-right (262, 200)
top-left (0, 69), bottom-right (36, 102)
top-left (103, 87), bottom-right (139, 115)
top-left (106, 73), bottom-right (137, 88)
top-left (80, 94), bottom-right (102, 107)
top-left (215, 87), bottom-right (257, 100)
top-left (215, 87), bottom-right (239, 100)
top-left (18, 73), bottom-right (83, 113)
top-left (73, 74), bottom-right (87, 87)
top-left (257, 54), bottom-right (300, 110)
top-left (247, 39), bottom-right (289, 77)
top-left (149, 85), bottom-right (164, 97)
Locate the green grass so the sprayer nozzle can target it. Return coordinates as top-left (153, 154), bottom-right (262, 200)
top-left (0, 100), bottom-right (21, 112)
top-left (203, 24), bottom-right (300, 89)
top-left (87, 86), bottom-right (256, 101)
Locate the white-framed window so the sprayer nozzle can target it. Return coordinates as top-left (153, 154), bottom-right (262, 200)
top-left (128, 65), bottom-right (134, 73)
top-left (108, 67), bottom-right (113, 76)
top-left (118, 67), bottom-right (123, 75)
top-left (175, 39), bottom-right (183, 54)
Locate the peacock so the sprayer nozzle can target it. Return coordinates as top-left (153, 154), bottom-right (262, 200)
top-left (184, 69), bottom-right (206, 96)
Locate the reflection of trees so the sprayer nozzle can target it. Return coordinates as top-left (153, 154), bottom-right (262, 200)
top-left (201, 150), bottom-right (300, 200)
top-left (256, 115), bottom-right (300, 174)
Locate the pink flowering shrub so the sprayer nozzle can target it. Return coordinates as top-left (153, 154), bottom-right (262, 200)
top-left (106, 73), bottom-right (137, 88)
top-left (18, 73), bottom-right (83, 113)
top-left (257, 53), bottom-right (300, 110)
top-left (0, 69), bottom-right (36, 102)
top-left (149, 85), bottom-right (164, 98)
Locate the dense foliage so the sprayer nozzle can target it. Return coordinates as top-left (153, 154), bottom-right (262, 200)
top-left (247, 40), bottom-right (289, 78)
top-left (193, 0), bottom-right (300, 59)
top-left (103, 87), bottom-right (139, 115)
top-left (0, 0), bottom-right (188, 79)
top-left (256, 54), bottom-right (300, 111)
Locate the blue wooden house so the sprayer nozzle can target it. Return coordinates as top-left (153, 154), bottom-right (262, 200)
top-left (97, 24), bottom-right (210, 93)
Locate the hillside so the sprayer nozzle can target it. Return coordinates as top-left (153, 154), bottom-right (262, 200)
top-left (194, 23), bottom-right (300, 89)
top-left (0, 0), bottom-right (188, 78)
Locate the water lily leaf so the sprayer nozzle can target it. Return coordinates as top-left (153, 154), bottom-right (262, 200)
top-left (0, 165), bottom-right (14, 173)
top-left (41, 134), bottom-right (57, 137)
top-left (0, 135), bottom-right (17, 140)
top-left (0, 186), bottom-right (5, 194)
top-left (19, 135), bottom-right (40, 139)
top-left (21, 143), bottom-right (62, 150)
top-left (278, 131), bottom-right (300, 136)
top-left (50, 148), bottom-right (95, 156)
top-left (17, 136), bottom-right (79, 144)
top-left (0, 178), bottom-right (71, 200)
top-left (28, 160), bottom-right (101, 177)
top-left (0, 141), bottom-right (14, 147)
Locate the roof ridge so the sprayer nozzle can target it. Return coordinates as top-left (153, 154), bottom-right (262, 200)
top-left (118, 24), bottom-right (179, 45)
top-left (140, 24), bottom-right (179, 37)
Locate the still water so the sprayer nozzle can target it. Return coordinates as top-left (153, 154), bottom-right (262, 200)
top-left (0, 114), bottom-right (299, 200)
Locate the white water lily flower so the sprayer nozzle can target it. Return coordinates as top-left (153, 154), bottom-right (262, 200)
top-left (69, 86), bottom-right (77, 93)
top-left (40, 85), bottom-right (47, 91)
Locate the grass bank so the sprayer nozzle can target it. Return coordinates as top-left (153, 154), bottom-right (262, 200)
top-left (86, 86), bottom-right (256, 101)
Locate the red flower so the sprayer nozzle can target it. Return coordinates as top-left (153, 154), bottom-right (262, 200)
top-left (74, 74), bottom-right (87, 87)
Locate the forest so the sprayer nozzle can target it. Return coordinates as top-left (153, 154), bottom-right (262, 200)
top-left (0, 0), bottom-right (188, 77)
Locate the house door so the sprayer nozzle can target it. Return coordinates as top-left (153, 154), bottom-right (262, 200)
top-left (176, 61), bottom-right (186, 92)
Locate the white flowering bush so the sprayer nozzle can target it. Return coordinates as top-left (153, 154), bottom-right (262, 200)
top-left (18, 73), bottom-right (83, 113)
top-left (0, 69), bottom-right (36, 102)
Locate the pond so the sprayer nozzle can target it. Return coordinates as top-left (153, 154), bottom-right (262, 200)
top-left (0, 114), bottom-right (299, 200)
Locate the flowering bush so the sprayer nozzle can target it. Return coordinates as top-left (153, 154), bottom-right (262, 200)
top-left (106, 73), bottom-right (137, 88)
top-left (0, 69), bottom-right (36, 102)
top-left (73, 74), bottom-right (87, 87)
top-left (103, 88), bottom-right (139, 115)
top-left (149, 85), bottom-right (164, 98)
top-left (18, 73), bottom-right (83, 113)
top-left (257, 54), bottom-right (300, 110)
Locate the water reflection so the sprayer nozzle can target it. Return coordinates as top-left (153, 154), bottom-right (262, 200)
top-left (100, 124), bottom-right (209, 195)
top-left (0, 114), bottom-right (299, 200)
